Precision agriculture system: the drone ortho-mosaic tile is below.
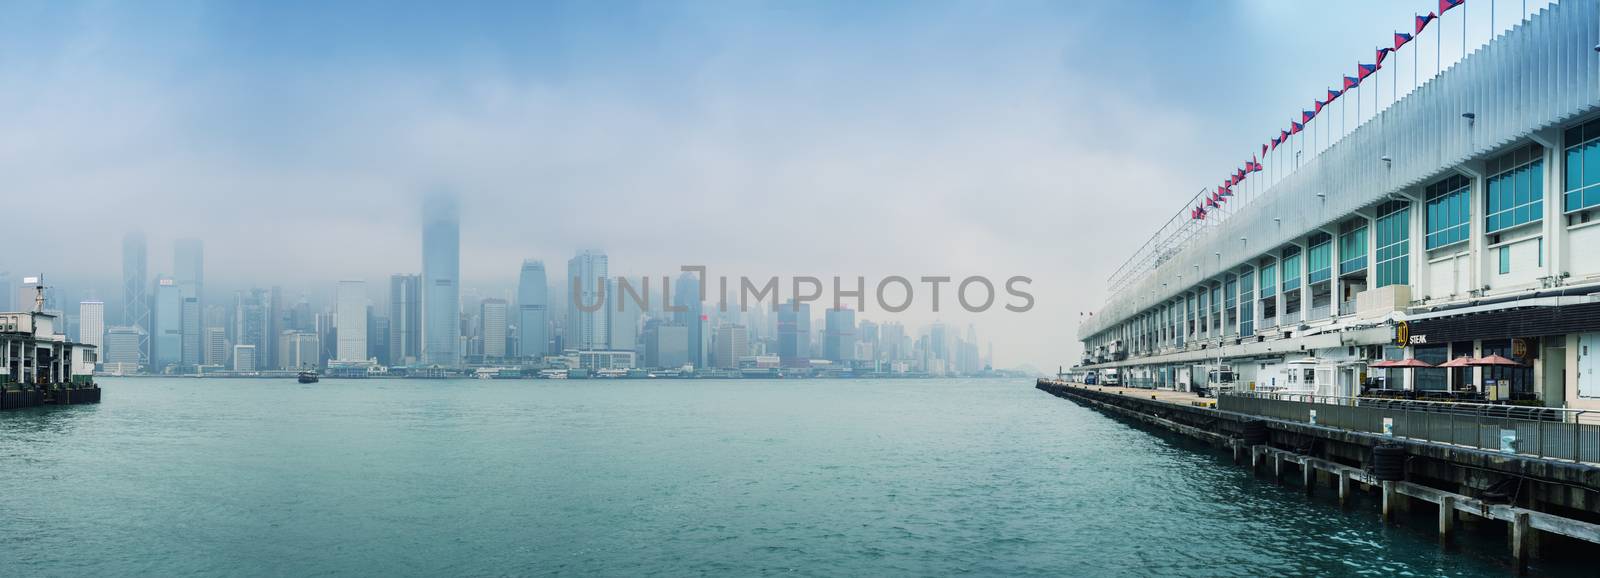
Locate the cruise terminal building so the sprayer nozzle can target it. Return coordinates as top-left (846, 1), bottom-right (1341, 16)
top-left (1078, 0), bottom-right (1600, 411)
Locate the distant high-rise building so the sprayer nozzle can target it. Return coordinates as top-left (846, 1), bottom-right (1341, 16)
top-left (644, 323), bottom-right (689, 369)
top-left (152, 277), bottom-right (181, 372)
top-left (174, 239), bottom-right (203, 366)
top-left (174, 239), bottom-right (203, 301)
top-left (121, 232), bottom-right (150, 369)
top-left (858, 319), bottom-right (880, 363)
top-left (881, 322), bottom-right (906, 361)
top-left (715, 324), bottom-right (748, 369)
top-left (389, 274), bottom-right (421, 365)
top-left (672, 273), bottom-right (704, 367)
top-left (421, 192), bottom-right (460, 366)
top-left (279, 331), bottom-right (320, 370)
top-left (516, 261), bottom-right (548, 358)
top-left (823, 308), bottom-right (857, 362)
top-left (929, 322), bottom-right (949, 364)
top-left (566, 250), bottom-right (609, 350)
top-left (609, 277), bottom-right (640, 353)
top-left (336, 280), bottom-right (368, 362)
top-left (180, 297), bottom-right (201, 366)
top-left (777, 299), bottom-right (811, 366)
top-left (370, 311), bottom-right (391, 366)
top-left (79, 301), bottom-right (105, 366)
top-left (204, 326), bottom-right (228, 366)
top-left (233, 344), bottom-right (257, 372)
top-left (104, 325), bottom-right (144, 372)
top-left (265, 286), bottom-right (283, 370)
top-left (480, 298), bottom-right (507, 360)
top-left (232, 289), bottom-right (269, 362)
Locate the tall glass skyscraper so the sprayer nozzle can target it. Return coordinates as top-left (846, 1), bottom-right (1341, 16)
top-left (336, 280), bottom-right (368, 362)
top-left (672, 272), bottom-right (704, 367)
top-left (566, 250), bottom-right (608, 351)
top-left (153, 276), bottom-right (181, 372)
top-left (389, 274), bottom-right (421, 365)
top-left (516, 260), bottom-right (548, 359)
top-left (121, 232), bottom-right (150, 368)
top-left (174, 239), bottom-right (203, 367)
top-left (421, 192), bottom-right (460, 366)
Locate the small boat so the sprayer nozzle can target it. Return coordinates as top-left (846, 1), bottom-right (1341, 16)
top-left (297, 371), bottom-right (320, 384)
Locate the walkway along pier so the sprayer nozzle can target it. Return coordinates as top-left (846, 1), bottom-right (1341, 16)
top-left (1037, 378), bottom-right (1600, 573)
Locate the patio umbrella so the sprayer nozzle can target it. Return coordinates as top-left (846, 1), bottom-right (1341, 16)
top-left (1368, 358), bottom-right (1432, 392)
top-left (1468, 354), bottom-right (1525, 367)
top-left (1437, 356), bottom-right (1474, 368)
top-left (1371, 358), bottom-right (1434, 368)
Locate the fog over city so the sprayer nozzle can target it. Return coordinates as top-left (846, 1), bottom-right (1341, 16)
top-left (2, 1), bottom-right (1484, 370)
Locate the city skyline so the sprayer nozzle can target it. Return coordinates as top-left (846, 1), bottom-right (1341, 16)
top-left (2, 0), bottom-right (1537, 372)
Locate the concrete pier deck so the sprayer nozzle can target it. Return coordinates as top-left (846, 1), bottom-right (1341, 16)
top-left (1037, 378), bottom-right (1600, 572)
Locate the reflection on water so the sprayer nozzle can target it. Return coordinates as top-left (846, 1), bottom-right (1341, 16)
top-left (0, 378), bottom-right (1584, 576)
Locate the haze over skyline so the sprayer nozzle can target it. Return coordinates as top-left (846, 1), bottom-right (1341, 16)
top-left (1, 0), bottom-right (1543, 370)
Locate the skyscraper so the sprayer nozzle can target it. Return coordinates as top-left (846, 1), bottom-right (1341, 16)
top-left (336, 280), bottom-right (368, 362)
top-left (609, 277), bottom-right (640, 353)
top-left (421, 192), bottom-right (460, 366)
top-left (79, 301), bottom-right (104, 367)
top-left (121, 232), bottom-right (149, 369)
top-left (204, 326), bottom-right (228, 366)
top-left (566, 250), bottom-right (608, 350)
top-left (480, 298), bottom-right (507, 359)
top-left (152, 277), bottom-right (181, 371)
top-left (174, 237), bottom-right (203, 303)
top-left (672, 272), bottom-right (703, 367)
top-left (715, 324), bottom-right (748, 369)
top-left (181, 297), bottom-right (201, 367)
top-left (823, 308), bottom-right (857, 362)
top-left (389, 274), bottom-right (421, 365)
top-left (777, 299), bottom-right (810, 366)
top-left (516, 260), bottom-right (548, 359)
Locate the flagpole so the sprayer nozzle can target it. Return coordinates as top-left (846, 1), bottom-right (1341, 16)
top-left (1413, 17), bottom-right (1419, 91)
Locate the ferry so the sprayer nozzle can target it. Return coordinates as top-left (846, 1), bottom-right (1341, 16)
top-left (297, 371), bottom-right (320, 384)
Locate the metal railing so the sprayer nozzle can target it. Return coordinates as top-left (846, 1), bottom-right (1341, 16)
top-left (1220, 392), bottom-right (1600, 464)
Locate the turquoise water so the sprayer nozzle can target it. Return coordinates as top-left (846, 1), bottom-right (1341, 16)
top-left (0, 378), bottom-right (1565, 576)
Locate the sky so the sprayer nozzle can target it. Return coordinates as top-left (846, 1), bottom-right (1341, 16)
top-left (0, 0), bottom-right (1551, 372)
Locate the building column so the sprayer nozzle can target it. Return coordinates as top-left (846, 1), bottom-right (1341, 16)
top-left (1456, 163), bottom-right (1487, 297)
top-left (1531, 128), bottom-right (1563, 282)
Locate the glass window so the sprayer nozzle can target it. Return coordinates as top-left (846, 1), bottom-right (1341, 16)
top-left (1413, 344), bottom-right (1448, 391)
top-left (1281, 248), bottom-right (1301, 292)
top-left (1374, 201), bottom-right (1410, 288)
top-left (1425, 174), bottom-right (1471, 249)
top-left (1482, 338), bottom-right (1536, 398)
top-left (1259, 262), bottom-right (1277, 297)
top-left (1498, 246), bottom-right (1511, 274)
top-left (1565, 118), bottom-right (1600, 213)
top-left (1307, 240), bottom-right (1332, 284)
top-left (1339, 222), bottom-right (1368, 274)
top-left (1238, 271), bottom-right (1254, 337)
top-left (1486, 144), bottom-right (1544, 233)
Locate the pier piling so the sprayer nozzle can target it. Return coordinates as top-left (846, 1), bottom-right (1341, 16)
top-left (1381, 481), bottom-right (1397, 523)
top-left (1439, 496), bottom-right (1456, 545)
top-left (1338, 474), bottom-right (1351, 507)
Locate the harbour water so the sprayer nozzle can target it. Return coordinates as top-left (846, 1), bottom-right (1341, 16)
top-left (0, 378), bottom-right (1565, 576)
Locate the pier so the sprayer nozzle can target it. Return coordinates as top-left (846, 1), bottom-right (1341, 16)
top-left (1038, 378), bottom-right (1600, 572)
top-left (2, 310), bottom-right (101, 410)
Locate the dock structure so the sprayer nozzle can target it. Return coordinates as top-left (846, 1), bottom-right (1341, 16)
top-left (1, 310), bottom-right (101, 410)
top-left (1038, 379), bottom-right (1600, 572)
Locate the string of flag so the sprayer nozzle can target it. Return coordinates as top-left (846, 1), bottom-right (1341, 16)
top-left (1190, 0), bottom-right (1464, 221)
